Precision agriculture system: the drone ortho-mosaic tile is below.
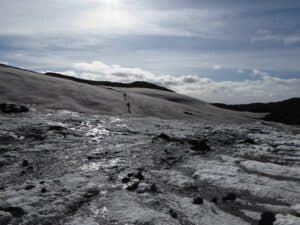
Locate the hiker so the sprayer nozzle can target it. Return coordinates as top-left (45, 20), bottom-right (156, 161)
top-left (127, 102), bottom-right (131, 113)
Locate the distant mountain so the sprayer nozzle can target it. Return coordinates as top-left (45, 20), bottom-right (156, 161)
top-left (44, 72), bottom-right (173, 92)
top-left (212, 98), bottom-right (300, 125)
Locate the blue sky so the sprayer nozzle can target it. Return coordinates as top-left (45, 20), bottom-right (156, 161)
top-left (0, 0), bottom-right (300, 103)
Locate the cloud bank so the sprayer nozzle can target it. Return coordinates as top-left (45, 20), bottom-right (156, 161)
top-left (59, 61), bottom-right (300, 104)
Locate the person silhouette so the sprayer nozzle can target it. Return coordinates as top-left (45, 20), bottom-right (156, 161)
top-left (126, 102), bottom-right (131, 113)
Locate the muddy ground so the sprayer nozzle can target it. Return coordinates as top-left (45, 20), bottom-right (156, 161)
top-left (0, 108), bottom-right (299, 225)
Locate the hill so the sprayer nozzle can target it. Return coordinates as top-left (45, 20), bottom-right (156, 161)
top-left (44, 72), bottom-right (173, 92)
top-left (213, 98), bottom-right (300, 125)
top-left (0, 64), bottom-right (257, 122)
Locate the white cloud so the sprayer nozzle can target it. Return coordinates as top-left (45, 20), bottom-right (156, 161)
top-left (62, 60), bottom-right (300, 104)
top-left (251, 30), bottom-right (300, 45)
top-left (212, 65), bottom-right (222, 70)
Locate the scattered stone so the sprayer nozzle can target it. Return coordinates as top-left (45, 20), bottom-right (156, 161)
top-left (26, 166), bottom-right (34, 171)
top-left (121, 177), bottom-right (130, 183)
top-left (24, 184), bottom-right (35, 190)
top-left (0, 103), bottom-right (29, 114)
top-left (135, 171), bottom-right (144, 180)
top-left (136, 182), bottom-right (150, 193)
top-left (39, 180), bottom-right (45, 184)
top-left (193, 197), bottom-right (204, 205)
top-left (0, 206), bottom-right (25, 217)
top-left (211, 197), bottom-right (218, 203)
top-left (0, 134), bottom-right (16, 145)
top-left (87, 153), bottom-right (101, 160)
top-left (222, 193), bottom-right (236, 202)
top-left (188, 139), bottom-right (211, 153)
top-left (22, 159), bottom-right (29, 167)
top-left (259, 211), bottom-right (276, 225)
top-left (41, 187), bottom-right (47, 193)
top-left (243, 138), bottom-right (256, 144)
top-left (0, 211), bottom-right (12, 224)
top-left (20, 170), bottom-right (26, 176)
top-left (155, 133), bottom-right (170, 141)
top-left (126, 181), bottom-right (139, 191)
top-left (127, 173), bottom-right (134, 177)
top-left (184, 111), bottom-right (193, 115)
top-left (169, 209), bottom-right (178, 219)
top-left (150, 183), bottom-right (158, 193)
top-left (0, 158), bottom-right (6, 168)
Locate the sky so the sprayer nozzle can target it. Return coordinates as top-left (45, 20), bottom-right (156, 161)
top-left (0, 0), bottom-right (300, 103)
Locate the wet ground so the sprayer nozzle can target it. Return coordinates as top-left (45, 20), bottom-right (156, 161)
top-left (0, 109), bottom-right (299, 225)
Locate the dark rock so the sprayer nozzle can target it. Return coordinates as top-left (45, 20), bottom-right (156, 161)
top-left (41, 187), bottom-right (47, 193)
top-left (0, 134), bottom-right (16, 145)
top-left (259, 211), bottom-right (276, 225)
top-left (0, 211), bottom-right (12, 224)
top-left (150, 183), bottom-right (158, 193)
top-left (188, 139), bottom-right (211, 153)
top-left (134, 171), bottom-right (144, 180)
top-left (24, 185), bottom-right (35, 190)
top-left (39, 180), bottom-right (45, 184)
top-left (22, 159), bottom-right (29, 167)
top-left (169, 209), bottom-right (178, 219)
top-left (0, 103), bottom-right (29, 114)
top-left (126, 182), bottom-right (139, 191)
top-left (155, 133), bottom-right (170, 141)
top-left (0, 206), bottom-right (26, 217)
top-left (26, 166), bottom-right (34, 171)
top-left (20, 170), bottom-right (26, 176)
top-left (211, 197), bottom-right (218, 203)
top-left (0, 159), bottom-right (5, 168)
top-left (121, 177), bottom-right (130, 183)
top-left (193, 197), bottom-right (204, 205)
top-left (222, 192), bottom-right (236, 202)
top-left (184, 111), bottom-right (193, 115)
top-left (87, 153), bottom-right (101, 160)
top-left (243, 138), bottom-right (256, 144)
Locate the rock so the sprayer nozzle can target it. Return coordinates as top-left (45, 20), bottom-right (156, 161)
top-left (211, 197), bottom-right (218, 203)
top-left (155, 133), bottom-right (170, 141)
top-left (121, 177), bottom-right (130, 183)
top-left (243, 138), bottom-right (256, 144)
top-left (0, 211), bottom-right (12, 224)
top-left (0, 134), bottom-right (16, 145)
top-left (24, 184), bottom-right (35, 190)
top-left (259, 211), bottom-right (276, 225)
top-left (0, 158), bottom-right (6, 168)
top-left (126, 181), bottom-right (139, 191)
top-left (222, 193), bottom-right (236, 202)
top-left (150, 183), bottom-right (158, 193)
top-left (184, 111), bottom-right (193, 115)
top-left (41, 187), bottom-right (47, 193)
top-left (136, 183), bottom-right (150, 193)
top-left (188, 139), bottom-right (211, 153)
top-left (0, 206), bottom-right (26, 217)
top-left (169, 209), bottom-right (178, 219)
top-left (193, 197), bottom-right (204, 205)
top-left (0, 103), bottom-right (29, 114)
top-left (87, 153), bottom-right (101, 160)
top-left (26, 165), bottom-right (34, 171)
top-left (22, 159), bottom-right (29, 167)
top-left (134, 171), bottom-right (144, 180)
